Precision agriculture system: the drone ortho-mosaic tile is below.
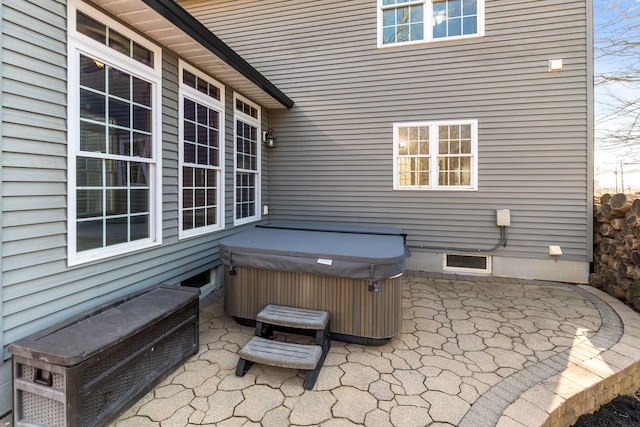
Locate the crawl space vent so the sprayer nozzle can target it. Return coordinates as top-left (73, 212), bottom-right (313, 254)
top-left (444, 254), bottom-right (491, 274)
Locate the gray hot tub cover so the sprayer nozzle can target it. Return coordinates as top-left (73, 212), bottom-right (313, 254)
top-left (219, 222), bottom-right (410, 280)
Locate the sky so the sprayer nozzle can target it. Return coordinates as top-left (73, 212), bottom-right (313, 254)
top-left (593, 0), bottom-right (640, 193)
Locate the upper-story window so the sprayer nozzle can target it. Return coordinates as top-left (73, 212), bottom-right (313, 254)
top-left (233, 94), bottom-right (261, 225)
top-left (67, 0), bottom-right (162, 265)
top-left (379, 0), bottom-right (484, 46)
top-left (393, 120), bottom-right (478, 190)
top-left (179, 61), bottom-right (225, 238)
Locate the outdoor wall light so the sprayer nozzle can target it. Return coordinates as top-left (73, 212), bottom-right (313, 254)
top-left (263, 129), bottom-right (276, 148)
top-left (548, 59), bottom-right (563, 72)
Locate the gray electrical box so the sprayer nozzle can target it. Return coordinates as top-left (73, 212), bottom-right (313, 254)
top-left (496, 209), bottom-right (511, 227)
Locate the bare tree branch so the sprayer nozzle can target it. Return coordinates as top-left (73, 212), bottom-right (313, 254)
top-left (594, 0), bottom-right (640, 155)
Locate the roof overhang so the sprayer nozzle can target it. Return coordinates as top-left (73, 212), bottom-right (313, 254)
top-left (89, 0), bottom-right (293, 110)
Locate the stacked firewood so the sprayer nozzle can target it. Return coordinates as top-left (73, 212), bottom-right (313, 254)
top-left (591, 193), bottom-right (640, 310)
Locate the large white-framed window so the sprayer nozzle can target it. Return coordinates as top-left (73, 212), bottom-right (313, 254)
top-left (178, 61), bottom-right (225, 238)
top-left (393, 120), bottom-right (478, 190)
top-left (379, 0), bottom-right (485, 47)
top-left (67, 0), bottom-right (163, 265)
top-left (233, 94), bottom-right (261, 225)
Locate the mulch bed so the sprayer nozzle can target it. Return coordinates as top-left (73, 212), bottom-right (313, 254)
top-left (572, 391), bottom-right (640, 426)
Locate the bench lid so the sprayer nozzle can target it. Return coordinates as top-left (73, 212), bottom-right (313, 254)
top-left (8, 285), bottom-right (199, 366)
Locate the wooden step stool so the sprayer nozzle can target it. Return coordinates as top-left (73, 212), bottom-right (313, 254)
top-left (236, 304), bottom-right (331, 389)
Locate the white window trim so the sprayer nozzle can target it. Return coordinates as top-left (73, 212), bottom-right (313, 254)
top-left (377, 0), bottom-right (485, 48)
top-left (233, 93), bottom-right (262, 226)
top-left (393, 119), bottom-right (478, 191)
top-left (67, 0), bottom-right (163, 266)
top-left (178, 60), bottom-right (226, 239)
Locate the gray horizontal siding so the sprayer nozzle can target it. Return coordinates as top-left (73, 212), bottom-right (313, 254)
top-left (0, 2), bottom-right (265, 353)
top-left (182, 0), bottom-right (591, 261)
top-left (1, 0), bottom-right (68, 352)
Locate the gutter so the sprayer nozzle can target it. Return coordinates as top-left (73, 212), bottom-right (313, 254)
top-left (141, 0), bottom-right (294, 109)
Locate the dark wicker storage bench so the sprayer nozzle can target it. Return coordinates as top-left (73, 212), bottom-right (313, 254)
top-left (8, 284), bottom-right (200, 427)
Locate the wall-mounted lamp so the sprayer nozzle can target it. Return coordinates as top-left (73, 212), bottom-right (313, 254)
top-left (263, 129), bottom-right (276, 148)
top-left (548, 59), bottom-right (563, 72)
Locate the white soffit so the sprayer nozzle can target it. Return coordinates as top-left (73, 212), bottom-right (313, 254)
top-left (89, 0), bottom-right (291, 110)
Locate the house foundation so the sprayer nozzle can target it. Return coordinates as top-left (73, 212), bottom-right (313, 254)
top-left (407, 251), bottom-right (589, 284)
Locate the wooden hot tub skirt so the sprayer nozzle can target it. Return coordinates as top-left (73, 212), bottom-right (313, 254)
top-left (224, 266), bottom-right (403, 344)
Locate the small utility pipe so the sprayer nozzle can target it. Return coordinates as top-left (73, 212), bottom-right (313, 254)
top-left (408, 226), bottom-right (508, 253)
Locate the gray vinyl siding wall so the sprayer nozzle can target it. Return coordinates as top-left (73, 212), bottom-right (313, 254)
top-left (0, 0), bottom-right (268, 355)
top-left (182, 0), bottom-right (592, 262)
top-left (2, 0), bottom-right (69, 350)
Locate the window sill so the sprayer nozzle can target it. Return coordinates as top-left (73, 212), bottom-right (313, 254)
top-left (378, 33), bottom-right (484, 49)
top-left (68, 239), bottom-right (162, 267)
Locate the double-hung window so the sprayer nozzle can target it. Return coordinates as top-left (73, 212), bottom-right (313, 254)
top-left (393, 120), bottom-right (478, 190)
top-left (67, 0), bottom-right (162, 265)
top-left (379, 0), bottom-right (484, 46)
top-left (179, 62), bottom-right (225, 238)
top-left (233, 95), bottom-right (261, 225)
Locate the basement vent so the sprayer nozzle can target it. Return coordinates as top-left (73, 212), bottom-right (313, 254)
top-left (181, 267), bottom-right (220, 298)
top-left (444, 254), bottom-right (491, 274)
top-left (182, 271), bottom-right (210, 288)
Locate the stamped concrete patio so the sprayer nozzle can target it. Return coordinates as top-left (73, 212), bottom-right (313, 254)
top-left (113, 272), bottom-right (640, 427)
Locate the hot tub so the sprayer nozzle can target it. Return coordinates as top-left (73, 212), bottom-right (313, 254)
top-left (220, 222), bottom-right (410, 344)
